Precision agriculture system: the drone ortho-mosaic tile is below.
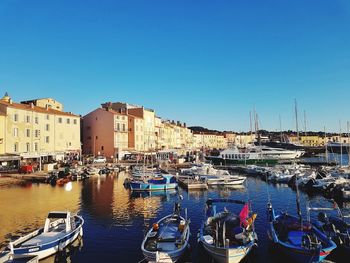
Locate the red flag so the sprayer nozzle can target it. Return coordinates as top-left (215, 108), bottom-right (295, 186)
top-left (239, 203), bottom-right (249, 227)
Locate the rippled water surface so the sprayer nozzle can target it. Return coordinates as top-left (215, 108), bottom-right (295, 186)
top-left (0, 172), bottom-right (349, 262)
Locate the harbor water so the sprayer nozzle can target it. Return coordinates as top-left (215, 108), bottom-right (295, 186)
top-left (0, 172), bottom-right (349, 263)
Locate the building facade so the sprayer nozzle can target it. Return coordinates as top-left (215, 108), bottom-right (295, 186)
top-left (82, 108), bottom-right (128, 159)
top-left (0, 93), bottom-right (81, 164)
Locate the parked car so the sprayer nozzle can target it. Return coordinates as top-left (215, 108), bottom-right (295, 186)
top-left (93, 156), bottom-right (107, 163)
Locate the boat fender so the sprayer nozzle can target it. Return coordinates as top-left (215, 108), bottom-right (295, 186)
top-left (153, 223), bottom-right (159, 231)
top-left (80, 227), bottom-right (83, 237)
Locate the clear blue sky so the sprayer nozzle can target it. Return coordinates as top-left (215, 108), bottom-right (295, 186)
top-left (0, 0), bottom-right (349, 132)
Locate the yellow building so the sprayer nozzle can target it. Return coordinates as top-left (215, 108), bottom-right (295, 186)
top-left (193, 133), bottom-right (227, 149)
top-left (0, 113), bottom-right (5, 155)
top-left (21, 98), bottom-right (63, 111)
top-left (0, 93), bottom-right (81, 163)
top-left (234, 134), bottom-right (256, 147)
top-left (299, 135), bottom-right (324, 146)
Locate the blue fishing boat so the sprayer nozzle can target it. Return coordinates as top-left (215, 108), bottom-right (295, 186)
top-left (267, 176), bottom-right (336, 262)
top-left (141, 202), bottom-right (190, 262)
top-left (129, 175), bottom-right (178, 191)
top-left (307, 200), bottom-right (350, 253)
top-left (198, 199), bottom-right (258, 263)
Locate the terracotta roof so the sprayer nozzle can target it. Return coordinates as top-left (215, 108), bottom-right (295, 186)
top-left (0, 101), bottom-right (79, 117)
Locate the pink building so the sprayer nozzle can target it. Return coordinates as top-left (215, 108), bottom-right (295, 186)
top-left (82, 108), bottom-right (128, 158)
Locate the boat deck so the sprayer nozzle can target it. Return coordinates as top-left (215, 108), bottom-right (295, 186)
top-left (19, 224), bottom-right (67, 248)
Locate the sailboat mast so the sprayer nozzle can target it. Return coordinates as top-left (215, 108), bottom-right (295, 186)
top-left (303, 110), bottom-right (307, 136)
top-left (279, 115), bottom-right (282, 142)
top-left (348, 121), bottom-right (350, 166)
top-left (324, 126), bottom-right (328, 163)
top-left (340, 121), bottom-right (343, 167)
top-left (294, 99), bottom-right (299, 144)
top-left (295, 177), bottom-right (303, 225)
top-left (250, 111), bottom-right (253, 142)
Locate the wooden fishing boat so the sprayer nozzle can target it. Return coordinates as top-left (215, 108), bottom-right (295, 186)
top-left (198, 199), bottom-right (258, 263)
top-left (141, 203), bottom-right (190, 262)
top-left (267, 176), bottom-right (337, 262)
top-left (307, 201), bottom-right (350, 252)
top-left (2, 211), bottom-right (84, 260)
top-left (130, 175), bottom-right (178, 192)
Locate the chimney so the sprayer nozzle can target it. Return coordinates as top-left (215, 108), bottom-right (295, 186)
top-left (184, 123), bottom-right (187, 127)
top-left (177, 121), bottom-right (180, 126)
top-left (30, 103), bottom-right (34, 109)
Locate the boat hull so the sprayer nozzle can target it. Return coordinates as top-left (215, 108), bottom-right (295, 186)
top-left (11, 217), bottom-right (83, 260)
top-left (206, 157), bottom-right (278, 166)
top-left (201, 239), bottom-right (254, 263)
top-left (130, 182), bottom-right (178, 191)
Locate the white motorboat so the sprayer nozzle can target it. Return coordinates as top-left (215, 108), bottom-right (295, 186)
top-left (206, 175), bottom-right (246, 186)
top-left (2, 211), bottom-right (84, 261)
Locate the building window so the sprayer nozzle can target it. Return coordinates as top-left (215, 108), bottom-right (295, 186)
top-left (26, 115), bottom-right (30, 123)
top-left (46, 114), bottom-right (50, 120)
top-left (117, 123), bottom-right (120, 131)
top-left (101, 146), bottom-right (104, 150)
top-left (73, 119), bottom-right (77, 125)
top-left (67, 118), bottom-right (70, 124)
top-left (26, 129), bottom-right (30, 137)
top-left (122, 124), bottom-right (125, 132)
top-left (13, 114), bottom-right (18, 122)
top-left (26, 143), bottom-right (30, 152)
top-left (35, 129), bottom-right (40, 138)
top-left (13, 128), bottom-right (18, 137)
top-left (58, 117), bottom-right (62, 123)
top-left (45, 124), bottom-right (50, 131)
top-left (45, 136), bottom-right (49, 143)
top-left (14, 143), bottom-right (18, 152)
top-left (34, 142), bottom-right (38, 151)
top-left (35, 117), bottom-right (39, 124)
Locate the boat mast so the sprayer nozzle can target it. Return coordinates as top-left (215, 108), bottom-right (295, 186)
top-left (303, 110), bottom-right (307, 136)
top-left (294, 99), bottom-right (299, 145)
top-left (348, 121), bottom-right (350, 167)
top-left (340, 120), bottom-right (343, 167)
top-left (250, 111), bottom-right (253, 143)
top-left (324, 126), bottom-right (328, 163)
top-left (295, 176), bottom-right (303, 226)
top-left (279, 115), bottom-right (282, 142)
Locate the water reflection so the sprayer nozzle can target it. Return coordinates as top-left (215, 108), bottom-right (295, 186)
top-left (0, 182), bottom-right (80, 247)
top-left (0, 172), bottom-right (349, 262)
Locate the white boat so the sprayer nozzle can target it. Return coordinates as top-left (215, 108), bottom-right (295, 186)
top-left (198, 199), bottom-right (257, 263)
top-left (141, 204), bottom-right (190, 262)
top-left (2, 211), bottom-right (84, 261)
top-left (206, 175), bottom-right (246, 186)
top-left (207, 146), bottom-right (304, 165)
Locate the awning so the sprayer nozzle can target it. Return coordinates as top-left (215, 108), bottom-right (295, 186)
top-left (0, 154), bottom-right (21, 162)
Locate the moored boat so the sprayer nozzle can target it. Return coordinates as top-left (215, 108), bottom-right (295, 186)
top-left (141, 203), bottom-right (190, 262)
top-left (2, 211), bottom-right (84, 261)
top-left (198, 199), bottom-right (258, 263)
top-left (130, 175), bottom-right (178, 191)
top-left (267, 175), bottom-right (337, 263)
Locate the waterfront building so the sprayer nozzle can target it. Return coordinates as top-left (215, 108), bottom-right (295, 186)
top-left (299, 135), bottom-right (324, 146)
top-left (0, 113), bottom-right (5, 155)
top-left (128, 114), bottom-right (144, 152)
top-left (82, 107), bottom-right (128, 159)
top-left (193, 132), bottom-right (227, 149)
top-left (101, 102), bottom-right (156, 151)
top-left (21, 98), bottom-right (64, 112)
top-left (0, 93), bottom-right (81, 168)
top-left (234, 134), bottom-right (256, 147)
top-left (224, 132), bottom-right (236, 147)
